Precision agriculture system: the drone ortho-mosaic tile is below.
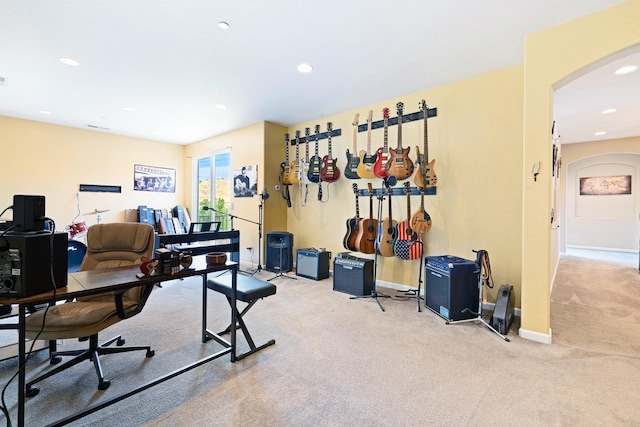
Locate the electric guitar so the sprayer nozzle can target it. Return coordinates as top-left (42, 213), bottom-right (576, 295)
top-left (289, 130), bottom-right (301, 186)
top-left (393, 182), bottom-right (421, 260)
top-left (376, 186), bottom-right (396, 257)
top-left (300, 127), bottom-right (312, 185)
top-left (353, 183), bottom-right (377, 254)
top-left (373, 107), bottom-right (390, 179)
top-left (343, 183), bottom-right (360, 251)
top-left (344, 114), bottom-right (361, 179)
top-left (386, 102), bottom-right (414, 181)
top-left (278, 134), bottom-right (292, 207)
top-left (410, 186), bottom-right (432, 233)
top-left (357, 110), bottom-right (377, 179)
top-left (413, 100), bottom-right (438, 188)
top-left (307, 125), bottom-right (322, 184)
top-left (320, 122), bottom-right (340, 183)
top-left (280, 133), bottom-right (293, 186)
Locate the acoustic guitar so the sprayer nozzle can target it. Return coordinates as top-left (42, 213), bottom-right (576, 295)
top-left (355, 183), bottom-right (378, 254)
top-left (280, 133), bottom-right (293, 186)
top-left (307, 125), bottom-right (322, 184)
top-left (300, 127), bottom-right (312, 185)
top-left (393, 182), bottom-right (421, 260)
top-left (344, 114), bottom-right (361, 179)
top-left (410, 186), bottom-right (432, 233)
top-left (386, 102), bottom-right (414, 181)
top-left (289, 130), bottom-right (301, 186)
top-left (413, 99), bottom-right (438, 188)
top-left (373, 107), bottom-right (390, 179)
top-left (320, 122), bottom-right (340, 183)
top-left (343, 183), bottom-right (360, 251)
top-left (376, 186), bottom-right (396, 257)
top-left (356, 110), bottom-right (377, 179)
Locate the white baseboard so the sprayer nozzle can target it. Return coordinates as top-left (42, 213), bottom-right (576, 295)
top-left (518, 327), bottom-right (552, 344)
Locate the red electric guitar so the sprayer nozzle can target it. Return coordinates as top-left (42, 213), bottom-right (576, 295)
top-left (320, 122), bottom-right (340, 183)
top-left (373, 107), bottom-right (390, 179)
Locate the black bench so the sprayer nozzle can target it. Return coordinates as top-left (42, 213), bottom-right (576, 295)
top-left (207, 274), bottom-right (276, 360)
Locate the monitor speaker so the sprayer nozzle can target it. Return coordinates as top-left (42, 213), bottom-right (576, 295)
top-left (13, 195), bottom-right (46, 232)
top-left (265, 232), bottom-right (293, 272)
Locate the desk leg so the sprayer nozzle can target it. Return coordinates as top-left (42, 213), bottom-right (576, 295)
top-left (18, 304), bottom-right (26, 426)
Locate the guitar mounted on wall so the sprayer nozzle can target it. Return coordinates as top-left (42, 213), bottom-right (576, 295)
top-left (376, 185), bottom-right (397, 257)
top-left (393, 182), bottom-right (421, 260)
top-left (278, 133), bottom-right (292, 207)
top-left (300, 127), bottom-right (312, 185)
top-left (356, 110), bottom-right (377, 179)
top-left (413, 99), bottom-right (437, 188)
top-left (410, 186), bottom-right (432, 234)
top-left (307, 125), bottom-right (324, 201)
top-left (355, 183), bottom-right (378, 254)
top-left (373, 107), bottom-right (391, 179)
top-left (289, 130), bottom-right (301, 186)
top-left (320, 122), bottom-right (341, 183)
top-left (343, 183), bottom-right (360, 251)
top-left (344, 114), bottom-right (361, 179)
top-left (386, 102), bottom-right (414, 181)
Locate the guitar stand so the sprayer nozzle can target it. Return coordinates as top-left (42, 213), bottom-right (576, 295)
top-left (395, 240), bottom-right (424, 312)
top-left (446, 249), bottom-right (509, 342)
top-left (267, 243), bottom-right (297, 282)
top-left (350, 290), bottom-right (390, 312)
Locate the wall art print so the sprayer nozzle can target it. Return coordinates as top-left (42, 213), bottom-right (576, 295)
top-left (134, 164), bottom-right (176, 192)
top-left (579, 175), bottom-right (631, 196)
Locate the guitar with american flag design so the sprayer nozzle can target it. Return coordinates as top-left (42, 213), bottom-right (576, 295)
top-left (392, 182), bottom-right (421, 260)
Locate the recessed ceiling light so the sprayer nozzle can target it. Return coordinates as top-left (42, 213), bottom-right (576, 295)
top-left (59, 57), bottom-right (80, 66)
top-left (218, 21), bottom-right (230, 30)
top-left (297, 63), bottom-right (313, 73)
top-left (215, 104), bottom-right (227, 110)
top-left (123, 107), bottom-right (136, 112)
top-left (39, 110), bottom-right (52, 115)
top-left (594, 131), bottom-right (607, 136)
top-left (601, 108), bottom-right (616, 114)
top-left (615, 65), bottom-right (637, 75)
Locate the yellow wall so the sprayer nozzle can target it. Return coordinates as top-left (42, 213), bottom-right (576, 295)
top-left (0, 116), bottom-right (184, 229)
top-left (522, 0), bottom-right (640, 341)
top-left (285, 66), bottom-right (524, 305)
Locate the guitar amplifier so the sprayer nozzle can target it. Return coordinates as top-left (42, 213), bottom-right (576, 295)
top-left (424, 255), bottom-right (479, 321)
top-left (296, 248), bottom-right (331, 280)
top-left (333, 254), bottom-right (373, 296)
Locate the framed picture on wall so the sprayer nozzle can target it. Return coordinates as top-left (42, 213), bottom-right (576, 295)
top-left (233, 165), bottom-right (258, 197)
top-left (579, 175), bottom-right (632, 196)
top-left (133, 164), bottom-right (176, 192)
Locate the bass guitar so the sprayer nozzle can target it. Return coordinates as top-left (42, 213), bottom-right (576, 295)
top-left (393, 182), bottom-right (421, 260)
top-left (342, 183), bottom-right (360, 251)
top-left (344, 114), bottom-right (361, 179)
top-left (280, 133), bottom-right (293, 186)
top-left (356, 110), bottom-right (377, 179)
top-left (376, 186), bottom-right (396, 257)
top-left (320, 122), bottom-right (340, 183)
top-left (373, 107), bottom-right (390, 179)
top-left (386, 102), bottom-right (414, 181)
top-left (355, 183), bottom-right (378, 254)
top-left (289, 130), bottom-right (301, 186)
top-left (413, 99), bottom-right (438, 188)
top-left (410, 186), bottom-right (432, 233)
top-left (307, 125), bottom-right (322, 184)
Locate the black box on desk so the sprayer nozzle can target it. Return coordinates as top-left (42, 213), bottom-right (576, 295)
top-left (296, 248), bottom-right (331, 280)
top-left (333, 255), bottom-right (373, 296)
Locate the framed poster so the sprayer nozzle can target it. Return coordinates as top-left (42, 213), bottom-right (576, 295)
top-left (233, 165), bottom-right (258, 197)
top-left (579, 175), bottom-right (632, 195)
top-left (133, 164), bottom-right (176, 192)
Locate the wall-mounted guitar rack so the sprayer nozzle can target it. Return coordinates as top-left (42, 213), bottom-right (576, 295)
top-left (357, 107), bottom-right (437, 132)
top-left (357, 185), bottom-right (436, 197)
top-left (290, 128), bottom-right (342, 145)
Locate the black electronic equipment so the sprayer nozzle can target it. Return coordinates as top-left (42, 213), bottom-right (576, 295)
top-left (12, 195), bottom-right (46, 232)
top-left (296, 248), bottom-right (331, 280)
top-left (265, 232), bottom-right (293, 272)
top-left (491, 284), bottom-right (515, 334)
top-left (0, 232), bottom-right (68, 297)
top-left (425, 255), bottom-right (479, 321)
top-left (333, 255), bottom-right (373, 296)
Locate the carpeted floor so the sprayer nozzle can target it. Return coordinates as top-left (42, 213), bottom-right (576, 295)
top-left (1, 251), bottom-right (639, 426)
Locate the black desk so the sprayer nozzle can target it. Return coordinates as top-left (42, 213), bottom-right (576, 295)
top-left (0, 255), bottom-right (237, 427)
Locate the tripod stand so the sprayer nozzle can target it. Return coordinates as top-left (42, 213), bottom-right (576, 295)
top-left (448, 249), bottom-right (509, 342)
top-left (267, 238), bottom-right (297, 282)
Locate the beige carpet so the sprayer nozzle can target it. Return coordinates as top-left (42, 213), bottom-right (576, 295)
top-left (1, 253), bottom-right (639, 426)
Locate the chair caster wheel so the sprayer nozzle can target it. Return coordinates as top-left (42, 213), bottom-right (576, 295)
top-left (146, 349), bottom-right (155, 357)
top-left (25, 387), bottom-right (40, 397)
top-left (50, 356), bottom-right (62, 365)
top-left (98, 380), bottom-right (111, 391)
top-left (116, 338), bottom-right (125, 346)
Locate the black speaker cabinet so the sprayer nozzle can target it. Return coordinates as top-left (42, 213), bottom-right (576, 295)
top-left (265, 232), bottom-right (293, 272)
top-left (333, 255), bottom-right (373, 296)
top-left (0, 232), bottom-right (68, 297)
top-left (425, 255), bottom-right (479, 321)
top-left (13, 195), bottom-right (46, 232)
top-left (296, 248), bottom-right (331, 280)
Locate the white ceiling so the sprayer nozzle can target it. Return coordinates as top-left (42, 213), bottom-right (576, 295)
top-left (0, 0), bottom-right (634, 145)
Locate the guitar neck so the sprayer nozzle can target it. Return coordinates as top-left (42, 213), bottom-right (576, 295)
top-left (423, 108), bottom-right (429, 161)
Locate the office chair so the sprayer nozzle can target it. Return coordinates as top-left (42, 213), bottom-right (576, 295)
top-left (24, 223), bottom-right (157, 394)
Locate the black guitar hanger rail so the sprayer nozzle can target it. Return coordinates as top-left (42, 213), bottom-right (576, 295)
top-left (357, 107), bottom-right (437, 133)
top-left (357, 185), bottom-right (436, 197)
top-left (290, 129), bottom-right (342, 145)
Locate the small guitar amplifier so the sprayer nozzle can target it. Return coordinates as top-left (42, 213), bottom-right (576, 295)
top-left (296, 248), bottom-right (331, 280)
top-left (333, 255), bottom-right (373, 296)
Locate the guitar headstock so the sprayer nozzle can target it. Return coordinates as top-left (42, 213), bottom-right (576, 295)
top-left (327, 122), bottom-right (333, 133)
top-left (367, 110), bottom-right (373, 124)
top-left (396, 102), bottom-right (404, 116)
top-left (285, 133), bottom-right (290, 144)
top-left (404, 181), bottom-right (411, 194)
top-left (367, 182), bottom-right (373, 197)
top-left (352, 183), bottom-right (358, 194)
top-left (295, 130), bottom-right (301, 142)
top-left (383, 107), bottom-right (389, 120)
top-left (315, 124), bottom-right (320, 137)
top-left (352, 113), bottom-right (359, 127)
top-left (305, 127), bottom-right (310, 138)
top-left (420, 99), bottom-right (427, 113)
